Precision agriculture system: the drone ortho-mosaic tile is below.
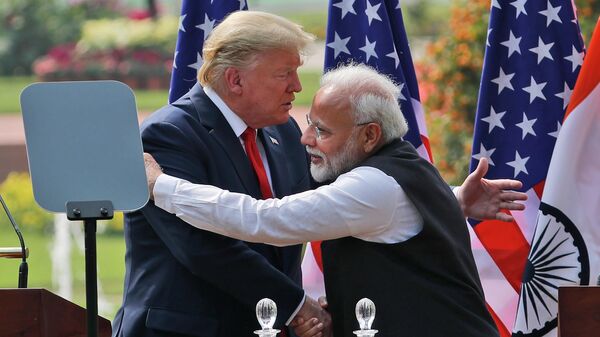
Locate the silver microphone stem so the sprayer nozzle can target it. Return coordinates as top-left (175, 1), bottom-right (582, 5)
top-left (0, 194), bottom-right (28, 288)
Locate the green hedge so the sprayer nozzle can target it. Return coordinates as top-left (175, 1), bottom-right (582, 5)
top-left (0, 0), bottom-right (118, 75)
top-left (0, 172), bottom-right (124, 233)
top-left (77, 17), bottom-right (177, 56)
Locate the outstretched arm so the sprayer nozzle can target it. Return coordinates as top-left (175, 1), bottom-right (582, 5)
top-left (145, 153), bottom-right (404, 246)
top-left (455, 158), bottom-right (528, 222)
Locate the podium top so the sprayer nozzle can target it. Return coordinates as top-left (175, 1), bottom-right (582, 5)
top-left (0, 288), bottom-right (111, 337)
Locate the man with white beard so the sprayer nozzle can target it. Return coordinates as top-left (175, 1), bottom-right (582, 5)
top-left (144, 64), bottom-right (525, 337)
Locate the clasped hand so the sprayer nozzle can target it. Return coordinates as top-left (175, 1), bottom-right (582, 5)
top-left (291, 296), bottom-right (332, 337)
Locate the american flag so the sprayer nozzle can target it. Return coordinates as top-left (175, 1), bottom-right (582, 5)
top-left (324, 0), bottom-right (432, 161)
top-left (469, 1), bottom-right (585, 336)
top-left (302, 0), bottom-right (433, 298)
top-left (168, 0), bottom-right (248, 103)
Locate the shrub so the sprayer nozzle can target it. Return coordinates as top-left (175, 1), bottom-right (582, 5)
top-left (76, 16), bottom-right (177, 56)
top-left (0, 0), bottom-right (119, 75)
top-left (418, 0), bottom-right (489, 184)
top-left (0, 172), bottom-right (124, 234)
top-left (577, 0), bottom-right (599, 43)
top-left (33, 16), bottom-right (177, 89)
top-left (0, 172), bottom-right (52, 232)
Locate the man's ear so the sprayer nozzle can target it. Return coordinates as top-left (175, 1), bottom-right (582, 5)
top-left (223, 67), bottom-right (242, 95)
top-left (362, 123), bottom-right (383, 153)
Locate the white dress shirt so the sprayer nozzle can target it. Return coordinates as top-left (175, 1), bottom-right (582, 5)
top-left (154, 166), bottom-right (424, 246)
top-left (204, 86), bottom-right (274, 190)
top-left (202, 86), bottom-right (299, 323)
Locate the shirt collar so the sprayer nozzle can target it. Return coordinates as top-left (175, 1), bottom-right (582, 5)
top-left (204, 86), bottom-right (248, 138)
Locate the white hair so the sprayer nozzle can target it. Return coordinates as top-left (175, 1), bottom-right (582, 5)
top-left (320, 63), bottom-right (408, 143)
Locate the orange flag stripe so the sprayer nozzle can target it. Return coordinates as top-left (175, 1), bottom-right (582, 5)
top-left (566, 16), bottom-right (600, 118)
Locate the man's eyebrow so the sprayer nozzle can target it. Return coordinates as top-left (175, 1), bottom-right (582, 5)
top-left (314, 119), bottom-right (332, 132)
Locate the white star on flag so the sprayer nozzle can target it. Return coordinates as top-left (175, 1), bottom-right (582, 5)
top-left (529, 37), bottom-right (554, 64)
top-left (547, 121), bottom-right (561, 138)
top-left (359, 36), bottom-right (378, 62)
top-left (196, 14), bottom-right (216, 41)
top-left (173, 51), bottom-right (179, 69)
top-left (472, 144), bottom-right (496, 166)
top-left (522, 76), bottom-right (547, 103)
top-left (398, 82), bottom-right (406, 101)
top-left (506, 151), bottom-right (530, 177)
top-left (365, 0), bottom-right (382, 26)
top-left (491, 67), bottom-right (515, 94)
top-left (481, 106), bottom-right (506, 133)
top-left (554, 82), bottom-right (573, 109)
top-left (538, 0), bottom-right (562, 27)
top-left (500, 30), bottom-right (522, 57)
top-left (327, 32), bottom-right (351, 59)
top-left (515, 112), bottom-right (537, 139)
top-left (187, 52), bottom-right (203, 70)
top-left (386, 46), bottom-right (400, 69)
top-left (564, 46), bottom-right (584, 72)
top-left (510, 0), bottom-right (528, 18)
top-left (178, 14), bottom-right (187, 32)
top-left (333, 0), bottom-right (357, 19)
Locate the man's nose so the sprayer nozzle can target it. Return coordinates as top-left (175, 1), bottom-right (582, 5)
top-left (301, 126), bottom-right (316, 146)
top-left (289, 72), bottom-right (302, 93)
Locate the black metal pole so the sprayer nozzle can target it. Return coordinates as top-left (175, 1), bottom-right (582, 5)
top-left (84, 219), bottom-right (98, 337)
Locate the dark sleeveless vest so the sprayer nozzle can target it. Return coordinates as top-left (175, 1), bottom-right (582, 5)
top-left (321, 139), bottom-right (499, 337)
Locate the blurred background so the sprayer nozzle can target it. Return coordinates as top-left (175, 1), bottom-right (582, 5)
top-left (0, 0), bottom-right (598, 322)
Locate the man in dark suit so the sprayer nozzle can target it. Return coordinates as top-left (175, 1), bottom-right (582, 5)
top-left (112, 11), bottom-right (330, 337)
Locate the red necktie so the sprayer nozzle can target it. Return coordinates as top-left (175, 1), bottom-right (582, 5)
top-left (243, 128), bottom-right (289, 337)
top-left (241, 128), bottom-right (273, 199)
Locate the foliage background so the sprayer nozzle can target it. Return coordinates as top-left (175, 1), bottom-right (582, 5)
top-left (0, 0), bottom-right (118, 75)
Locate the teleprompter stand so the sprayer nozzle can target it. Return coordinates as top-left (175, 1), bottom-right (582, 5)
top-left (66, 200), bottom-right (114, 337)
top-left (20, 81), bottom-right (149, 337)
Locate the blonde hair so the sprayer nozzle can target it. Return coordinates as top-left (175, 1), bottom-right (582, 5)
top-left (198, 11), bottom-right (315, 91)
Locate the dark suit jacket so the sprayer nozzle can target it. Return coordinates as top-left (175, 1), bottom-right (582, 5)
top-left (112, 84), bottom-right (312, 337)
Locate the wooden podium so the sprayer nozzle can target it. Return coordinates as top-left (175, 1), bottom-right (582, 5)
top-left (558, 286), bottom-right (600, 337)
top-left (0, 288), bottom-right (111, 337)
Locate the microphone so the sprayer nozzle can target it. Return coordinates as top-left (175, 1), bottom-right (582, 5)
top-left (0, 193), bottom-right (28, 288)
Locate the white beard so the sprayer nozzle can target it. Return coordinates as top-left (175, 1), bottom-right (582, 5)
top-left (306, 134), bottom-right (362, 183)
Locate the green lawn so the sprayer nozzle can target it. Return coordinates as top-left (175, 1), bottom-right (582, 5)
top-left (0, 71), bottom-right (321, 114)
top-left (0, 77), bottom-right (32, 114)
top-left (0, 228), bottom-right (125, 321)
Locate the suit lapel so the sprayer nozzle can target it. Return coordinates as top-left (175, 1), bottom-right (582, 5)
top-left (260, 128), bottom-right (291, 198)
top-left (261, 128), bottom-right (304, 272)
top-left (188, 85), bottom-right (262, 198)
